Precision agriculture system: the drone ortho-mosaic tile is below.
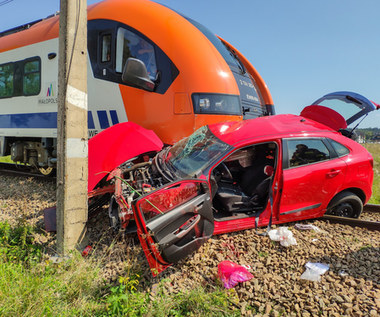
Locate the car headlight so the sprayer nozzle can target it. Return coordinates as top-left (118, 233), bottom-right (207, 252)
top-left (192, 93), bottom-right (242, 115)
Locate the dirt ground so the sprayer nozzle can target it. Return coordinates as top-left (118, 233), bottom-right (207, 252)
top-left (0, 174), bottom-right (379, 316)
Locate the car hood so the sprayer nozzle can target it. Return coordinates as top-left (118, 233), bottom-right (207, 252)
top-left (301, 91), bottom-right (379, 131)
top-left (88, 122), bottom-right (163, 192)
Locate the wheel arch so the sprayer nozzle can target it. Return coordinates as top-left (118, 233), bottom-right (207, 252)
top-left (327, 188), bottom-right (365, 218)
top-left (339, 187), bottom-right (366, 205)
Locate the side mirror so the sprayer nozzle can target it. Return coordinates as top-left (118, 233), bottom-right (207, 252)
top-left (121, 57), bottom-right (155, 92)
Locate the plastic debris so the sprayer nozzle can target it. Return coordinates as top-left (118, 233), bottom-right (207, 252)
top-left (49, 254), bottom-right (70, 264)
top-left (82, 245), bottom-right (92, 257)
top-left (268, 227), bottom-right (297, 247)
top-left (300, 262), bottom-right (330, 282)
top-left (339, 270), bottom-right (348, 277)
top-left (218, 261), bottom-right (254, 289)
top-left (294, 223), bottom-right (321, 232)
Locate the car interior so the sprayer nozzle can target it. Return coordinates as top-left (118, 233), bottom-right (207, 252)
top-left (211, 142), bottom-right (277, 220)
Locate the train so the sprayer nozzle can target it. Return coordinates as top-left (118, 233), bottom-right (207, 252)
top-left (0, 0), bottom-right (274, 175)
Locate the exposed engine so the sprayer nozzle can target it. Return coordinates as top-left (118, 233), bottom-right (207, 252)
top-left (107, 156), bottom-right (167, 230)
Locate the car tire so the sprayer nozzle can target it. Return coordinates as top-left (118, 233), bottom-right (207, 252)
top-left (326, 191), bottom-right (363, 218)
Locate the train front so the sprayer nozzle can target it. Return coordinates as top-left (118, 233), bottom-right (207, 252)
top-left (89, 0), bottom-right (275, 144)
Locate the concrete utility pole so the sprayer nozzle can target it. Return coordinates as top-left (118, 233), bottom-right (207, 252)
top-left (57, 0), bottom-right (88, 254)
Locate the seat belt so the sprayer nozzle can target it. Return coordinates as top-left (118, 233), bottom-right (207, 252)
top-left (255, 176), bottom-right (274, 236)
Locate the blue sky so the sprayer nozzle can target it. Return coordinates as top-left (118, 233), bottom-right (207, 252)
top-left (1, 0), bottom-right (379, 127)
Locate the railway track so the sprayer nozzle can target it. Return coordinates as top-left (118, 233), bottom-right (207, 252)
top-left (321, 204), bottom-right (380, 231)
top-left (2, 165), bottom-right (379, 231)
top-left (0, 164), bottom-right (55, 180)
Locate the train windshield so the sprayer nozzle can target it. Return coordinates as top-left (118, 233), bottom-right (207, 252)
top-left (184, 17), bottom-right (244, 72)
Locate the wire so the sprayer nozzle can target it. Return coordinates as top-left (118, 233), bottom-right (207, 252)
top-left (65, 0), bottom-right (82, 87)
top-left (0, 0), bottom-right (14, 7)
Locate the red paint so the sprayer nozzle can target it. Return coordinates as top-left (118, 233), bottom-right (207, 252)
top-left (300, 105), bottom-right (347, 131)
top-left (88, 122), bottom-right (163, 192)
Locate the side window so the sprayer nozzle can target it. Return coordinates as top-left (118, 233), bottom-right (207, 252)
top-left (23, 59), bottom-right (40, 95)
top-left (0, 63), bottom-right (14, 98)
top-left (101, 34), bottom-right (112, 63)
top-left (329, 139), bottom-right (350, 157)
top-left (288, 139), bottom-right (330, 167)
top-left (115, 27), bottom-right (157, 80)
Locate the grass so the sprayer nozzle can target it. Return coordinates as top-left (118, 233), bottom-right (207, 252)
top-left (0, 220), bottom-right (240, 317)
top-left (363, 143), bottom-right (380, 204)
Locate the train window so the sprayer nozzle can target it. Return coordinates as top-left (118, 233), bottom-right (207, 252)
top-left (0, 63), bottom-right (14, 98)
top-left (115, 27), bottom-right (157, 80)
top-left (23, 59), bottom-right (40, 95)
top-left (101, 34), bottom-right (112, 62)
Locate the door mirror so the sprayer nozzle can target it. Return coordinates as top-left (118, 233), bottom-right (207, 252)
top-left (121, 57), bottom-right (155, 92)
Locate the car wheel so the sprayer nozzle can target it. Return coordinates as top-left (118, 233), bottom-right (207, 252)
top-left (326, 191), bottom-right (363, 218)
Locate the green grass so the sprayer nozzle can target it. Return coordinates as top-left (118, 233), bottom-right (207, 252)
top-left (0, 221), bottom-right (240, 317)
top-left (363, 143), bottom-right (380, 204)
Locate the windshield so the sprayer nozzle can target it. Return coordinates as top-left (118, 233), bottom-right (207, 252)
top-left (317, 99), bottom-right (364, 127)
top-left (163, 126), bottom-right (232, 178)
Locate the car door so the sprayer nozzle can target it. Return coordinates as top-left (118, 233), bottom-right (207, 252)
top-left (132, 179), bottom-right (214, 276)
top-left (279, 138), bottom-right (347, 223)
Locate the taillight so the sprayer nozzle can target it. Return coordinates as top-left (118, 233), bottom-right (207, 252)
top-left (369, 154), bottom-right (374, 168)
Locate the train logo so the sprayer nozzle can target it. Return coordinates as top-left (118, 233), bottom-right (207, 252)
top-left (38, 82), bottom-right (57, 105)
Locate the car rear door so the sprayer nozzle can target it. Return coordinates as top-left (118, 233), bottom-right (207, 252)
top-left (279, 138), bottom-right (347, 222)
top-left (132, 179), bottom-right (214, 275)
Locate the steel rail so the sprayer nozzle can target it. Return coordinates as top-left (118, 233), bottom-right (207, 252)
top-left (363, 204), bottom-right (380, 213)
top-left (321, 214), bottom-right (380, 231)
top-left (0, 166), bottom-right (55, 180)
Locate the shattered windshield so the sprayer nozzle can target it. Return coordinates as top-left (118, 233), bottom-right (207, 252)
top-left (164, 126), bottom-right (232, 178)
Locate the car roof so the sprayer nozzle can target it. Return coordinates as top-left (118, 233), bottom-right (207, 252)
top-left (208, 114), bottom-right (335, 146)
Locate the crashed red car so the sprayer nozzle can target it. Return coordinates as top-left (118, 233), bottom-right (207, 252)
top-left (88, 91), bottom-right (378, 275)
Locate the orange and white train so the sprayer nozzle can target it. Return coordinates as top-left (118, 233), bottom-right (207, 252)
top-left (0, 0), bottom-right (273, 174)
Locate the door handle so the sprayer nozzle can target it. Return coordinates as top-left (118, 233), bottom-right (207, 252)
top-left (174, 214), bottom-right (201, 239)
top-left (326, 169), bottom-right (341, 178)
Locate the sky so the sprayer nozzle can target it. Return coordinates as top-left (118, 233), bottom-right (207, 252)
top-left (1, 0), bottom-right (379, 128)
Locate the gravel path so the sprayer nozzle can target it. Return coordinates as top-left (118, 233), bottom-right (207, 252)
top-left (1, 174), bottom-right (379, 316)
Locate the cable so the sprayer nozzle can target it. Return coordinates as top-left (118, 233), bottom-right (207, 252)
top-left (0, 0), bottom-right (14, 7)
top-left (65, 0), bottom-right (82, 87)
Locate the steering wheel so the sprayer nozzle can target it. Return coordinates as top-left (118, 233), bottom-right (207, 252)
top-left (217, 162), bottom-right (233, 182)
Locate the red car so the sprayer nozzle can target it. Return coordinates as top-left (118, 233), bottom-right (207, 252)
top-left (88, 91), bottom-right (378, 275)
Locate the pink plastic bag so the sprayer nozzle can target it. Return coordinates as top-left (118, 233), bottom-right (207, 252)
top-left (218, 261), bottom-right (254, 289)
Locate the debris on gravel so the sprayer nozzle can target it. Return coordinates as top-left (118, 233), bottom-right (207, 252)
top-left (1, 174), bottom-right (379, 316)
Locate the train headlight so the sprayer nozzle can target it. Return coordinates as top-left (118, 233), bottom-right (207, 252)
top-left (192, 93), bottom-right (241, 115)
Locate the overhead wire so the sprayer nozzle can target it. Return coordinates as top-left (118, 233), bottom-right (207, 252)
top-left (0, 0), bottom-right (14, 7)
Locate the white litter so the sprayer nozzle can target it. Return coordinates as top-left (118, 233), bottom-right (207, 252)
top-left (294, 223), bottom-right (321, 232)
top-left (300, 262), bottom-right (330, 282)
top-left (268, 227), bottom-right (297, 247)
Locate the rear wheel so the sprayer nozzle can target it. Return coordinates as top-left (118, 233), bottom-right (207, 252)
top-left (326, 191), bottom-right (363, 218)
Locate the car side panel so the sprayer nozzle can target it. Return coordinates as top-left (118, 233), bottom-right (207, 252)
top-left (279, 157), bottom-right (348, 222)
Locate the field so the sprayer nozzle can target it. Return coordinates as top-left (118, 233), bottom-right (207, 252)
top-left (364, 143), bottom-right (380, 204)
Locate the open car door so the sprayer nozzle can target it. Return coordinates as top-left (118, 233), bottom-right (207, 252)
top-left (132, 179), bottom-right (214, 276)
top-left (301, 91), bottom-right (379, 134)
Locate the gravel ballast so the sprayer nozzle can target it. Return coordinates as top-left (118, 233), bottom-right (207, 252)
top-left (0, 174), bottom-right (379, 316)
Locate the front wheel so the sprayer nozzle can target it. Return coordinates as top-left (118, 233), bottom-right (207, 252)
top-left (326, 191), bottom-right (363, 218)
